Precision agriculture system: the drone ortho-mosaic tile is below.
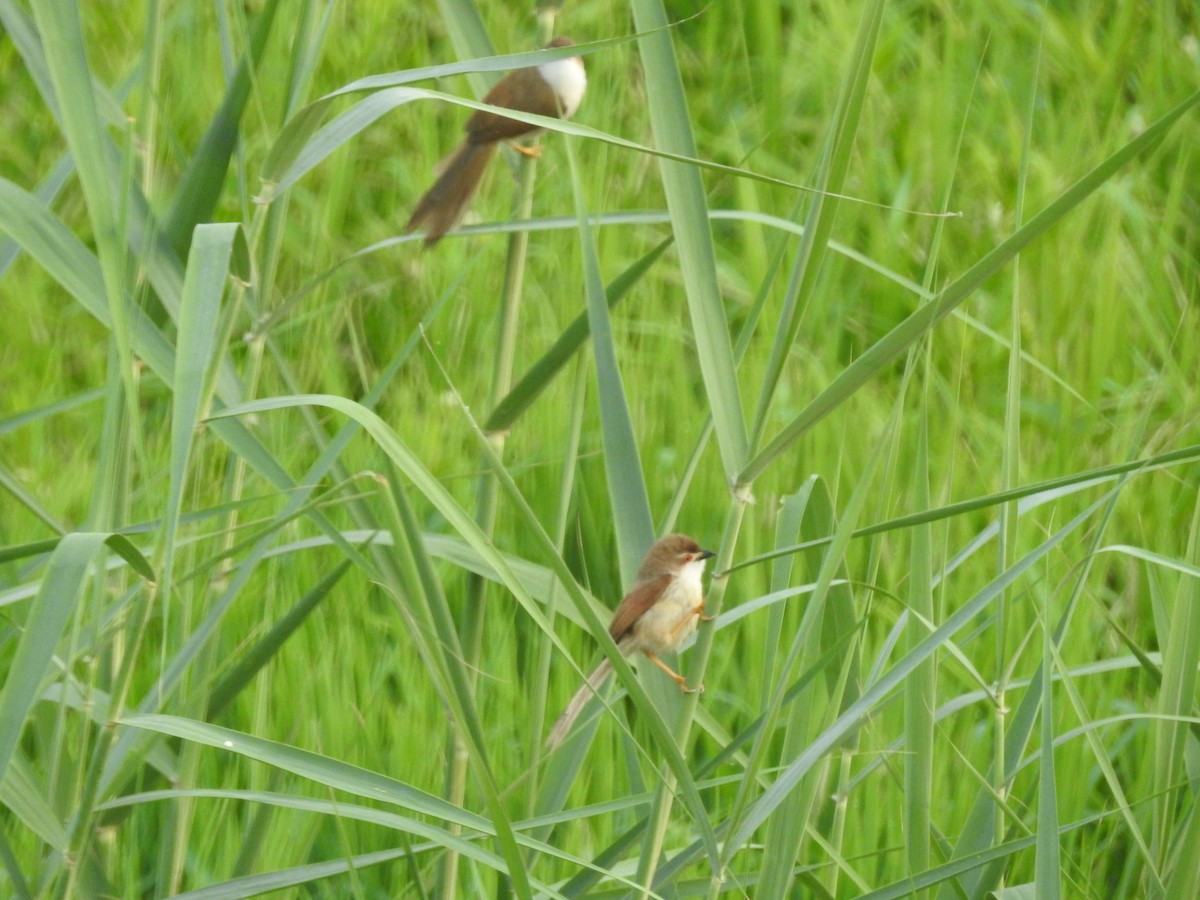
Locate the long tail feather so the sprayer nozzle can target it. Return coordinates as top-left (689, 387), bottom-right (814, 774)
top-left (546, 658), bottom-right (613, 751)
top-left (405, 141), bottom-right (496, 247)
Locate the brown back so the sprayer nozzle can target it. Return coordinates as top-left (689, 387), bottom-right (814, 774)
top-left (607, 573), bottom-right (671, 642)
top-left (467, 66), bottom-right (563, 144)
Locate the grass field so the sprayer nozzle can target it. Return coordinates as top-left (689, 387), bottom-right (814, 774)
top-left (1, 1), bottom-right (1199, 897)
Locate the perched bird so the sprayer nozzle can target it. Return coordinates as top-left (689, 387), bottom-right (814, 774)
top-left (405, 37), bottom-right (587, 246)
top-left (546, 534), bottom-right (716, 750)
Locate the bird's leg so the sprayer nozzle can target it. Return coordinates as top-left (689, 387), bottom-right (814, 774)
top-left (645, 653), bottom-right (703, 694)
top-left (668, 603), bottom-right (715, 638)
top-left (507, 141), bottom-right (543, 159)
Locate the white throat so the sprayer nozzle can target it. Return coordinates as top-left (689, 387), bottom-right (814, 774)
top-left (538, 56), bottom-right (586, 118)
top-left (678, 557), bottom-right (708, 593)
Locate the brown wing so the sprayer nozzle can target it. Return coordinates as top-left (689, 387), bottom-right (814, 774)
top-left (608, 573), bottom-right (672, 642)
top-left (466, 67), bottom-right (561, 145)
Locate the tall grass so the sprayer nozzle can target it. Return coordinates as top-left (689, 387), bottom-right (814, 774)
top-left (1, 1), bottom-right (1198, 897)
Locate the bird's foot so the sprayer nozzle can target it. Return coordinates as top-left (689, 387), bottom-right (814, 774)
top-left (508, 141), bottom-right (543, 159)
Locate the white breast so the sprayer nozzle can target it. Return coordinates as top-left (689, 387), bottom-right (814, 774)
top-left (538, 56), bottom-right (587, 118)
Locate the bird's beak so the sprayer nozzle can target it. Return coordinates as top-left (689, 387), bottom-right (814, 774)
top-left (697, 549), bottom-right (716, 561)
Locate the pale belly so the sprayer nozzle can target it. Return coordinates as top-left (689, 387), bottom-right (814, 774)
top-left (625, 583), bottom-right (700, 655)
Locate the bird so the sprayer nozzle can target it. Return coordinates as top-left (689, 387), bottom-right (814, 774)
top-left (405, 36), bottom-right (587, 246)
top-left (546, 534), bottom-right (716, 750)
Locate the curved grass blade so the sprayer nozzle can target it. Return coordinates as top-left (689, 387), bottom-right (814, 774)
top-left (259, 85), bottom-right (848, 211)
top-left (100, 751), bottom-right (655, 898)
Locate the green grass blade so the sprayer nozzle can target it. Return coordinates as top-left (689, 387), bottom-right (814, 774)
top-left (432, 0), bottom-right (494, 98)
top-left (484, 237), bottom-right (672, 434)
top-left (0, 153), bottom-right (72, 280)
top-left (263, 81), bottom-right (881, 210)
top-left (1002, 32), bottom-right (1043, 893)
top-left (0, 388), bottom-right (104, 440)
top-left (905, 401), bottom-right (934, 889)
top-left (161, 0), bottom-right (280, 255)
top-left (0, 464), bottom-right (65, 537)
top-left (0, 177), bottom-right (106, 317)
top-left (27, 2), bottom-right (117, 159)
top-left (164, 224), bottom-right (248, 590)
top-left (762, 486), bottom-right (813, 701)
top-left (1164, 802), bottom-right (1200, 899)
top-left (1152, 493), bottom-right (1200, 865)
top-left (564, 127), bottom-right (654, 579)
top-left (1035, 607), bottom-right (1061, 898)
top-left (727, 443), bottom-right (1200, 576)
top-left (168, 848), bottom-right (414, 900)
top-left (117, 716), bottom-right (499, 832)
top-left (630, 0), bottom-right (747, 482)
top-left (206, 561), bottom-right (352, 720)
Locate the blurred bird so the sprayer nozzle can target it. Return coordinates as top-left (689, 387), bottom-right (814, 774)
top-left (406, 37), bottom-right (586, 246)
